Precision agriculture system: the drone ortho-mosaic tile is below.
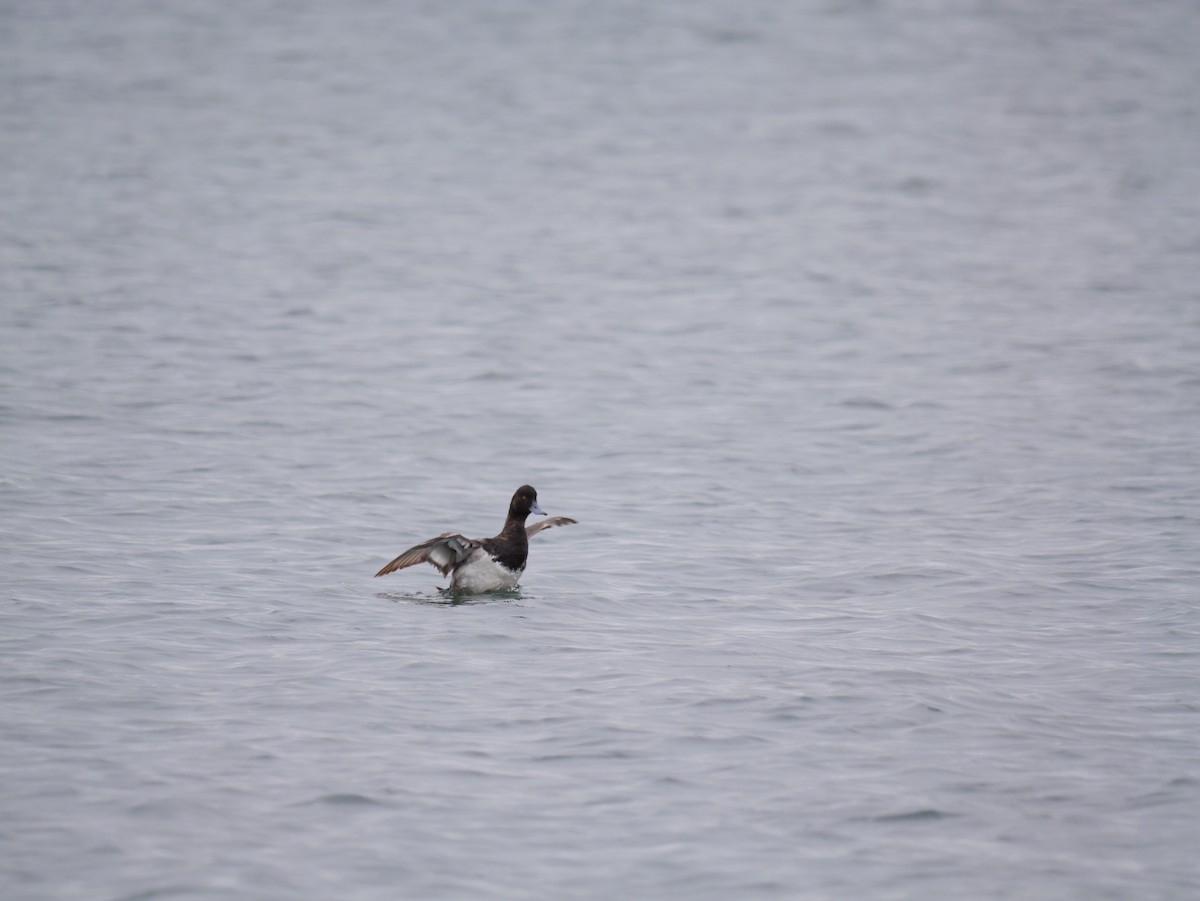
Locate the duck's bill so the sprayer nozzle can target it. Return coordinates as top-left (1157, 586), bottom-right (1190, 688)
top-left (530, 500), bottom-right (546, 516)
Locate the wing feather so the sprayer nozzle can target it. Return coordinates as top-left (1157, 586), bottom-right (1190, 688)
top-left (375, 532), bottom-right (480, 577)
top-left (525, 516), bottom-right (578, 538)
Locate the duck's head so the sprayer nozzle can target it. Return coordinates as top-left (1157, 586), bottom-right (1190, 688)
top-left (510, 484), bottom-right (546, 519)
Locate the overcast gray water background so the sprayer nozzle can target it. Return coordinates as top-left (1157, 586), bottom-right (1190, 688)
top-left (3, 1), bottom-right (1200, 899)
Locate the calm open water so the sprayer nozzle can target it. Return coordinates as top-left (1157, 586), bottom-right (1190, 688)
top-left (3, 1), bottom-right (1199, 898)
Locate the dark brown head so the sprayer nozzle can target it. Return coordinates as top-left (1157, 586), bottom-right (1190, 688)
top-left (508, 485), bottom-right (546, 521)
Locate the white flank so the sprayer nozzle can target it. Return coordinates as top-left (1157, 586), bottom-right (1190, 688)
top-left (449, 549), bottom-right (523, 592)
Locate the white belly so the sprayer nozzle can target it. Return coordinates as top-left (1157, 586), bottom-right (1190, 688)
top-left (450, 550), bottom-right (523, 592)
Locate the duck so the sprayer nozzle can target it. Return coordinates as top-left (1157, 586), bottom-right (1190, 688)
top-left (374, 485), bottom-right (576, 592)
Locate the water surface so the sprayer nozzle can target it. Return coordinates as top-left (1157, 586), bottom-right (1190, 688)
top-left (3, 1), bottom-right (1199, 898)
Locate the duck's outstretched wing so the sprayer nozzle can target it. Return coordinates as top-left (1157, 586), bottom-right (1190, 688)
top-left (525, 516), bottom-right (577, 538)
top-left (375, 532), bottom-right (480, 577)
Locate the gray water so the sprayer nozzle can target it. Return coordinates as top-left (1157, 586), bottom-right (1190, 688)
top-left (3, 1), bottom-right (1199, 898)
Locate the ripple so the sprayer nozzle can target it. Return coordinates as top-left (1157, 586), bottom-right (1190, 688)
top-left (870, 809), bottom-right (960, 824)
top-left (294, 793), bottom-right (391, 808)
top-left (113, 887), bottom-right (211, 901)
top-left (376, 589), bottom-right (523, 607)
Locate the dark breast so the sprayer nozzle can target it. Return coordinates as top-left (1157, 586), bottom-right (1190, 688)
top-left (481, 532), bottom-right (528, 572)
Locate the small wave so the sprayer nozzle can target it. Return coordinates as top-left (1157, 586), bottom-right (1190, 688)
top-left (114, 887), bottom-right (209, 901)
top-left (872, 808), bottom-right (957, 823)
top-left (840, 397), bottom-right (893, 410)
top-left (377, 587), bottom-right (523, 607)
top-left (294, 792), bottom-right (388, 808)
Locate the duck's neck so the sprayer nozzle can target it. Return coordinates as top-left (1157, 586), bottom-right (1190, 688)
top-left (499, 514), bottom-right (530, 542)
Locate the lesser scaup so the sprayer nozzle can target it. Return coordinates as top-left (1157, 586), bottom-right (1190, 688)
top-left (374, 485), bottom-right (576, 592)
